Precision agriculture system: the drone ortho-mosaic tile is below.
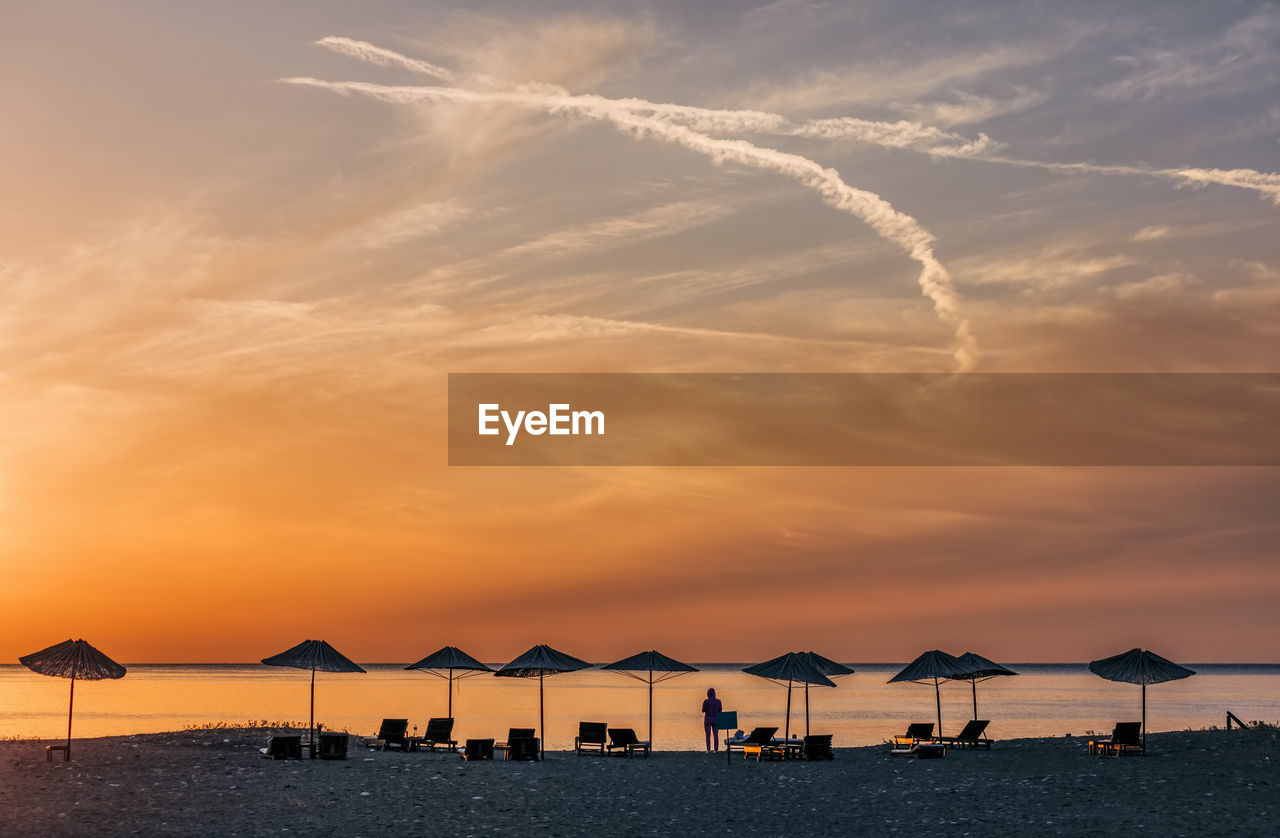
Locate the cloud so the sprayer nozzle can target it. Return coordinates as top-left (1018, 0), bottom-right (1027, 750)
top-left (316, 36), bottom-right (456, 82)
top-left (285, 75), bottom-right (980, 370)
top-left (737, 43), bottom-right (1067, 114)
top-left (957, 243), bottom-right (1135, 291)
top-left (1097, 8), bottom-right (1280, 101)
top-left (343, 199), bottom-right (473, 249)
top-left (497, 199), bottom-right (731, 261)
top-left (892, 87), bottom-right (1049, 127)
top-left (1132, 225), bottom-right (1170, 242)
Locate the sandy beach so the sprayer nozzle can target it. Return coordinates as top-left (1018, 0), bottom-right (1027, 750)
top-left (2, 727), bottom-right (1276, 837)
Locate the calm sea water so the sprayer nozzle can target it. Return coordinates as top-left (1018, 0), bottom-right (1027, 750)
top-left (2, 664), bottom-right (1277, 750)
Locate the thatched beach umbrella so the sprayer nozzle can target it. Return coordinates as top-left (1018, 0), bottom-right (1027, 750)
top-left (20, 638), bottom-right (127, 761)
top-left (1089, 648), bottom-right (1195, 750)
top-left (888, 649), bottom-right (970, 737)
top-left (405, 645), bottom-right (493, 719)
top-left (494, 644), bottom-right (592, 758)
top-left (799, 651), bottom-right (854, 736)
top-left (953, 651), bottom-right (1018, 721)
top-left (602, 650), bottom-right (698, 747)
top-left (262, 639), bottom-right (365, 757)
top-left (743, 652), bottom-right (836, 740)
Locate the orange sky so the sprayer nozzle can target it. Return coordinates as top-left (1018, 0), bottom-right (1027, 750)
top-left (2, 3), bottom-right (1278, 663)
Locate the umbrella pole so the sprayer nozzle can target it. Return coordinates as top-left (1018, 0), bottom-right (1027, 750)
top-left (935, 678), bottom-right (943, 737)
top-left (310, 667), bottom-right (316, 760)
top-left (448, 668), bottom-right (454, 719)
top-left (1142, 683), bottom-right (1147, 754)
top-left (67, 674), bottom-right (75, 761)
top-left (785, 680), bottom-right (792, 740)
top-left (539, 673), bottom-right (545, 760)
top-left (972, 679), bottom-right (978, 721)
top-left (648, 670), bottom-right (654, 748)
top-left (805, 682), bottom-right (810, 737)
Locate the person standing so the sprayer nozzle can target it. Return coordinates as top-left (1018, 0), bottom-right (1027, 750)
top-left (702, 687), bottom-right (723, 752)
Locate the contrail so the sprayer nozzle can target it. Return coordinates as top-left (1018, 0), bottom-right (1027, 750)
top-left (984, 155), bottom-right (1280, 206)
top-left (313, 37), bottom-right (1280, 202)
top-left (284, 77), bottom-right (979, 370)
top-left (313, 36), bottom-right (995, 158)
top-left (316, 36), bottom-right (456, 82)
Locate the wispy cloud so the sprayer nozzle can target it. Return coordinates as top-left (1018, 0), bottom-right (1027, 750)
top-left (1132, 225), bottom-right (1171, 242)
top-left (892, 87), bottom-right (1049, 127)
top-left (342, 199), bottom-right (474, 249)
top-left (285, 74), bottom-right (980, 370)
top-left (1097, 8), bottom-right (1280, 101)
top-left (497, 199), bottom-right (731, 261)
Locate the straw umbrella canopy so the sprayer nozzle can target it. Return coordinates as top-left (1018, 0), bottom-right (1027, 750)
top-left (20, 638), bottom-right (127, 761)
top-left (602, 650), bottom-right (698, 748)
top-left (952, 652), bottom-right (1018, 721)
top-left (405, 646), bottom-right (493, 719)
top-left (261, 639), bottom-right (365, 757)
top-left (743, 652), bottom-right (837, 740)
top-left (798, 651), bottom-right (854, 736)
top-left (1089, 648), bottom-right (1195, 750)
top-left (494, 644), bottom-right (592, 758)
top-left (888, 650), bottom-right (971, 737)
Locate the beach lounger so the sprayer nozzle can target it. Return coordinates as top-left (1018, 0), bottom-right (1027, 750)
top-left (934, 719), bottom-right (993, 750)
top-left (574, 722), bottom-right (608, 755)
top-left (411, 717), bottom-right (457, 752)
top-left (316, 732), bottom-right (349, 760)
top-left (889, 723), bottom-right (935, 756)
top-left (802, 734), bottom-right (834, 760)
top-left (606, 728), bottom-right (651, 758)
top-left (726, 726), bottom-right (780, 763)
top-left (1092, 722), bottom-right (1143, 756)
top-left (260, 735), bottom-right (303, 760)
top-left (365, 719), bottom-right (409, 751)
top-left (495, 728), bottom-right (539, 761)
top-left (463, 738), bottom-right (495, 761)
top-left (507, 736), bottom-right (541, 761)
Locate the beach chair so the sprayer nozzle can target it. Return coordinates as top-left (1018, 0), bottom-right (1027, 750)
top-left (365, 719), bottom-right (409, 751)
top-left (260, 735), bottom-right (303, 760)
top-left (574, 722), bottom-right (608, 755)
top-left (889, 723), bottom-right (935, 756)
top-left (316, 732), bottom-right (349, 760)
top-left (507, 736), bottom-right (541, 761)
top-left (462, 738), bottom-right (495, 761)
top-left (934, 719), bottom-right (992, 750)
top-left (726, 726), bottom-right (779, 763)
top-left (802, 734), bottom-right (834, 760)
top-left (606, 728), bottom-right (651, 758)
top-left (412, 717), bottom-right (456, 752)
top-left (1093, 722), bottom-right (1144, 756)
top-left (495, 728), bottom-right (539, 761)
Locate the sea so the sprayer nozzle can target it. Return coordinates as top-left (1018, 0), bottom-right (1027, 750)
top-left (2, 663), bottom-right (1276, 750)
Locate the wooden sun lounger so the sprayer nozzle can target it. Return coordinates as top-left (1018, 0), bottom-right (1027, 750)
top-left (606, 728), bottom-right (651, 758)
top-left (575, 721), bottom-right (608, 755)
top-left (932, 719), bottom-right (993, 750)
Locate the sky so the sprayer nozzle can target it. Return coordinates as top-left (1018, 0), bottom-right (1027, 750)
top-left (2, 1), bottom-right (1278, 663)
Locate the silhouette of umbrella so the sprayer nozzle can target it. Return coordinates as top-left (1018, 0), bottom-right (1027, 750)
top-left (405, 646), bottom-right (492, 719)
top-left (262, 639), bottom-right (365, 757)
top-left (743, 652), bottom-right (836, 740)
top-left (494, 644), bottom-right (592, 758)
top-left (952, 652), bottom-right (1018, 721)
top-left (602, 650), bottom-right (698, 747)
top-left (888, 650), bottom-right (970, 737)
top-left (1089, 648), bottom-right (1195, 750)
top-left (798, 651), bottom-right (854, 736)
top-left (20, 638), bottom-right (127, 761)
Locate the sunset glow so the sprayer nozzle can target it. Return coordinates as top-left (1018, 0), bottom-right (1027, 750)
top-left (3, 2), bottom-right (1277, 665)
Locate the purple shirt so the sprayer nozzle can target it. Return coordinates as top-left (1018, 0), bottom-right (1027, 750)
top-left (702, 697), bottom-right (722, 724)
